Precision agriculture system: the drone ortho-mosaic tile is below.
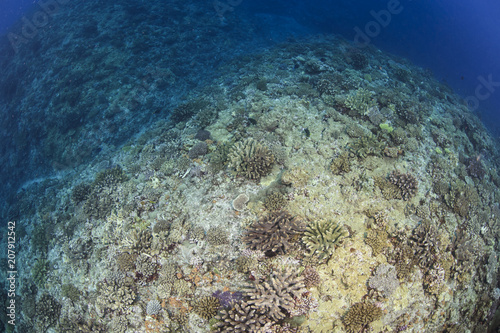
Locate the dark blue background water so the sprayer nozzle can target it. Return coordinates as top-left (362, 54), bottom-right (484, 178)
top-left (2, 0), bottom-right (499, 135)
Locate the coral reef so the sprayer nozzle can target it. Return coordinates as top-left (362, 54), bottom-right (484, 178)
top-left (244, 211), bottom-right (305, 256)
top-left (303, 219), bottom-right (346, 262)
top-left (229, 138), bottom-right (275, 180)
top-left (5, 22), bottom-right (500, 332)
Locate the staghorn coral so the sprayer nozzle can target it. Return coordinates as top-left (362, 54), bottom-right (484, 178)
top-left (135, 253), bottom-right (158, 281)
top-left (388, 170), bottom-right (418, 201)
top-left (423, 263), bottom-right (446, 295)
top-left (152, 219), bottom-right (171, 234)
top-left (235, 255), bottom-right (257, 273)
top-left (71, 182), bottom-right (91, 203)
top-left (342, 302), bottom-right (382, 333)
top-left (193, 296), bottom-right (221, 320)
top-left (229, 138), bottom-right (275, 180)
top-left (244, 268), bottom-right (307, 321)
top-left (387, 238), bottom-right (417, 280)
top-left (32, 258), bottom-right (49, 288)
top-left (303, 219), bottom-right (346, 262)
top-left (214, 300), bottom-right (270, 332)
top-left (244, 211), bottom-right (305, 256)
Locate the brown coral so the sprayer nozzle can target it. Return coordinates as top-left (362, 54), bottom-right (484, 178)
top-left (365, 229), bottom-right (388, 256)
top-left (229, 138), bottom-right (275, 180)
top-left (193, 296), bottom-right (221, 320)
top-left (301, 266), bottom-right (321, 288)
top-left (388, 170), bottom-right (418, 201)
top-left (214, 300), bottom-right (270, 332)
top-left (244, 211), bottom-right (305, 256)
top-left (342, 302), bottom-right (382, 333)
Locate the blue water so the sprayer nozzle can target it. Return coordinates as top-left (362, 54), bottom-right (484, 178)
top-left (2, 0), bottom-right (499, 130)
top-left (240, 0), bottom-right (500, 132)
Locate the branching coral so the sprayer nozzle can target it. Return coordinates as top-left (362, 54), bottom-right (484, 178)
top-left (95, 276), bottom-right (137, 314)
top-left (342, 302), bottom-right (382, 333)
top-left (243, 268), bottom-right (307, 321)
top-left (349, 135), bottom-right (385, 158)
top-left (244, 211), bottom-right (305, 256)
top-left (193, 296), bottom-right (221, 320)
top-left (214, 300), bottom-right (270, 332)
top-left (229, 138), bottom-right (275, 180)
top-left (409, 221), bottom-right (441, 270)
top-left (303, 219), bottom-right (346, 262)
top-left (35, 293), bottom-right (61, 332)
top-left (388, 170), bottom-right (418, 201)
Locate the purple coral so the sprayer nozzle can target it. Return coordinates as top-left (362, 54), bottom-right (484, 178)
top-left (212, 290), bottom-right (243, 308)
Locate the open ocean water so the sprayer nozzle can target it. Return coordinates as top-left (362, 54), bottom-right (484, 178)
top-left (1, 1), bottom-right (500, 332)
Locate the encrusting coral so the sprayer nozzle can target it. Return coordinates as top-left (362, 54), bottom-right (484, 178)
top-left (229, 138), bottom-right (275, 180)
top-left (244, 210), bottom-right (305, 256)
top-left (303, 219), bottom-right (346, 262)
